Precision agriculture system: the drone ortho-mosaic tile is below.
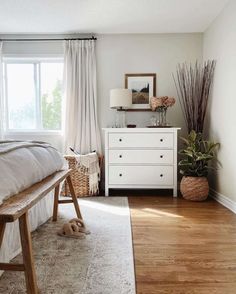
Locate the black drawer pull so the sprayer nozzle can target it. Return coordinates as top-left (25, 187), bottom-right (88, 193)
top-left (160, 138), bottom-right (163, 142)
top-left (160, 174), bottom-right (163, 177)
top-left (119, 138), bottom-right (122, 142)
top-left (160, 155), bottom-right (163, 158)
top-left (119, 155), bottom-right (122, 158)
top-left (119, 173), bottom-right (122, 177)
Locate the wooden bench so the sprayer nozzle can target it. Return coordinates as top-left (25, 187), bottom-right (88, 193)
top-left (0, 169), bottom-right (82, 294)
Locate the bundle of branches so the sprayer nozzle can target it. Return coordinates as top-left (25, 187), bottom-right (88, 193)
top-left (173, 60), bottom-right (216, 133)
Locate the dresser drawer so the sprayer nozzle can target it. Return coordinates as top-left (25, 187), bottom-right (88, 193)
top-left (108, 133), bottom-right (174, 148)
top-left (109, 149), bottom-right (173, 164)
top-left (109, 165), bottom-right (173, 185)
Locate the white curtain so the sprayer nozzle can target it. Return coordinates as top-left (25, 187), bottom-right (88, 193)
top-left (0, 42), bottom-right (4, 140)
top-left (63, 40), bottom-right (102, 155)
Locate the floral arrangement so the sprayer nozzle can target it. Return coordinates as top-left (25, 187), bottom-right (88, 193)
top-left (150, 96), bottom-right (175, 111)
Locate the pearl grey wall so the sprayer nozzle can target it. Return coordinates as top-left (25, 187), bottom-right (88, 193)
top-left (203, 0), bottom-right (236, 203)
top-left (96, 34), bottom-right (203, 148)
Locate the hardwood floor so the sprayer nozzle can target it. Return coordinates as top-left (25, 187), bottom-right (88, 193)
top-left (128, 195), bottom-right (236, 294)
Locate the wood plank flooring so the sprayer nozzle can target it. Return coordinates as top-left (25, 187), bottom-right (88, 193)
top-left (128, 195), bottom-right (236, 294)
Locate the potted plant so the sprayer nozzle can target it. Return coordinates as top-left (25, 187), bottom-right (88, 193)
top-left (179, 130), bottom-right (219, 201)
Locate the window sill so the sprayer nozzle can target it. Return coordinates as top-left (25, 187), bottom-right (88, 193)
top-left (4, 130), bottom-right (63, 136)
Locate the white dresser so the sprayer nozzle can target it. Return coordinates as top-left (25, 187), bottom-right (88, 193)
top-left (103, 128), bottom-right (180, 197)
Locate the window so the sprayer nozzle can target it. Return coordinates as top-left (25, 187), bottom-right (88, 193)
top-left (3, 59), bottom-right (63, 131)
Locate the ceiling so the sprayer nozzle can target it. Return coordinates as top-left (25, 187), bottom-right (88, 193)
top-left (0, 0), bottom-right (229, 34)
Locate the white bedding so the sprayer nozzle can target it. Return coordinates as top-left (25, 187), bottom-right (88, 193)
top-left (0, 141), bottom-right (66, 204)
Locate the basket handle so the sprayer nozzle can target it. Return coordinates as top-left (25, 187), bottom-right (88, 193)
top-left (70, 147), bottom-right (97, 155)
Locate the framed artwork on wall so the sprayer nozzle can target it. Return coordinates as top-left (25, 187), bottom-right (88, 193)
top-left (125, 73), bottom-right (156, 111)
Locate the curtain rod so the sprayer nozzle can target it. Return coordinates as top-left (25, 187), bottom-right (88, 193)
top-left (0, 36), bottom-right (97, 42)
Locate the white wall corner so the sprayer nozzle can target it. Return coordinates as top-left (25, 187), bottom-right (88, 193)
top-left (210, 188), bottom-right (236, 214)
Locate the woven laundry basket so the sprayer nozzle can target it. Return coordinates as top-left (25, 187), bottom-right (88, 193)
top-left (61, 155), bottom-right (103, 198)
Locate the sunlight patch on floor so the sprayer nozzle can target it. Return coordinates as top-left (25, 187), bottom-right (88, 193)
top-left (77, 198), bottom-right (129, 216)
top-left (142, 208), bottom-right (183, 218)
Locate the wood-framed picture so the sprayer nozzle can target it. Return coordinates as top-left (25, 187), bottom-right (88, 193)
top-left (125, 73), bottom-right (156, 111)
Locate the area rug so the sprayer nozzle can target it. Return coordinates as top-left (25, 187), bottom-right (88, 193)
top-left (0, 197), bottom-right (136, 294)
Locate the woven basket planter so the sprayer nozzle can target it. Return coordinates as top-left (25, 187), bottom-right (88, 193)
top-left (61, 155), bottom-right (103, 198)
top-left (180, 176), bottom-right (209, 201)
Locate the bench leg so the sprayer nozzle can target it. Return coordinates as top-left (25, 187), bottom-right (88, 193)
top-left (52, 184), bottom-right (60, 222)
top-left (19, 212), bottom-right (38, 294)
top-left (0, 223), bottom-right (6, 248)
top-left (66, 175), bottom-right (83, 219)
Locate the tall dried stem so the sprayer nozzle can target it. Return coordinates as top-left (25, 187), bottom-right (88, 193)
top-left (173, 60), bottom-right (216, 133)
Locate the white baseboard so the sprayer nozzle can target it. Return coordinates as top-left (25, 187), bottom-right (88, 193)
top-left (210, 188), bottom-right (236, 214)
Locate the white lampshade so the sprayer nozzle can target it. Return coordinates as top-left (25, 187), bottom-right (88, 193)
top-left (110, 88), bottom-right (132, 109)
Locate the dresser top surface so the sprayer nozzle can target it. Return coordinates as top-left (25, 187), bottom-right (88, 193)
top-left (103, 127), bottom-right (181, 133)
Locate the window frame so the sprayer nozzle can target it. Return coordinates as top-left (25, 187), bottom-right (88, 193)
top-left (3, 57), bottom-right (64, 134)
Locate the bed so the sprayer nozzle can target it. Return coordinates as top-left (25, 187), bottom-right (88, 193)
top-left (0, 141), bottom-right (66, 273)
